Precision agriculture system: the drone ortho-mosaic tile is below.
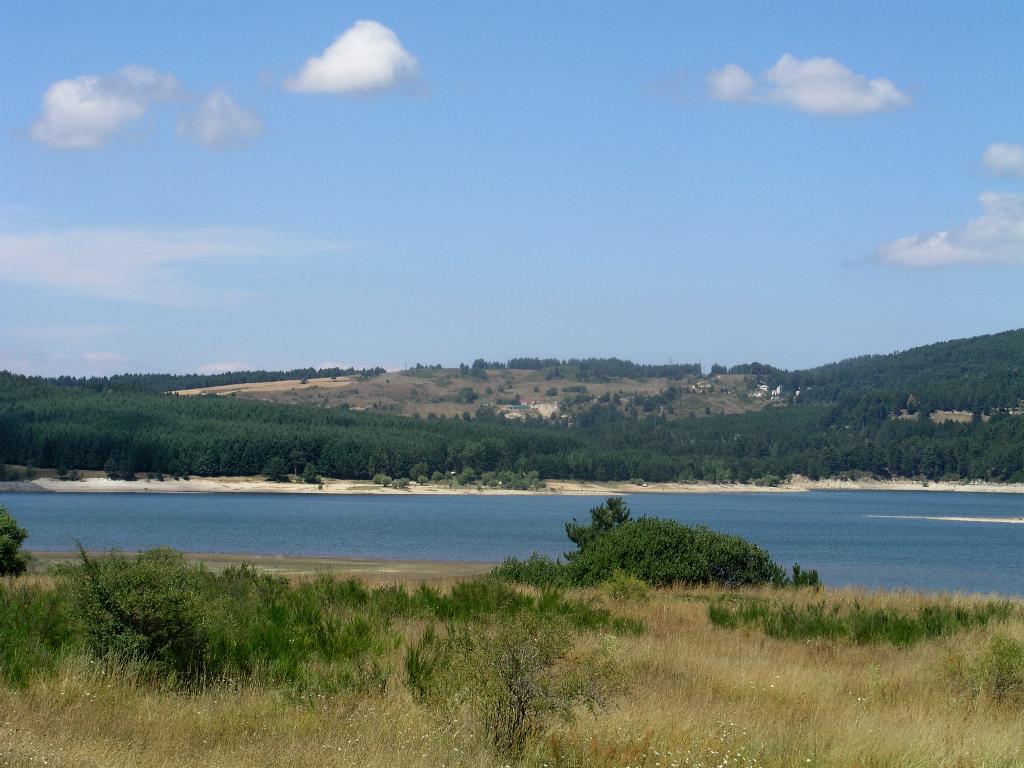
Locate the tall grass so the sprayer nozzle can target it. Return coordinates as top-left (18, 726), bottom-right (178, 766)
top-left (1, 550), bottom-right (639, 692)
top-left (708, 593), bottom-right (1015, 646)
top-left (0, 575), bottom-right (77, 686)
top-left (4, 579), bottom-right (1024, 767)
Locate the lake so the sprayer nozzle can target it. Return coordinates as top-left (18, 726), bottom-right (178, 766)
top-left (4, 490), bottom-right (1023, 594)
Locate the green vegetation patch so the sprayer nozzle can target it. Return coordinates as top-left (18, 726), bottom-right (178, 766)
top-left (494, 498), bottom-right (815, 590)
top-left (1, 548), bottom-right (639, 692)
top-left (708, 595), bottom-right (1015, 647)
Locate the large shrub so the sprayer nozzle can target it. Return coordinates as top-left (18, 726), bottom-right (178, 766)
top-left (70, 548), bottom-right (210, 684)
top-left (565, 517), bottom-right (786, 587)
top-left (0, 506), bottom-right (29, 576)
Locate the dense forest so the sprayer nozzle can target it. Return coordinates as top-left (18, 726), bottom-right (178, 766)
top-left (760, 329), bottom-right (1024, 414)
top-left (1, 331), bottom-right (1022, 483)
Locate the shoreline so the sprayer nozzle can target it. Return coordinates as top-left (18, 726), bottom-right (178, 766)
top-left (7, 475), bottom-right (1024, 496)
top-left (28, 550), bottom-right (495, 580)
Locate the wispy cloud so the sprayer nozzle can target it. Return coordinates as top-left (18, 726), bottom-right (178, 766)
top-left (2, 324), bottom-right (127, 343)
top-left (196, 361), bottom-right (251, 374)
top-left (707, 54), bottom-right (910, 116)
top-left (982, 143), bottom-right (1024, 177)
top-left (0, 349), bottom-right (134, 377)
top-left (31, 66), bottom-right (181, 149)
top-left (178, 89), bottom-right (262, 148)
top-left (0, 226), bottom-right (346, 304)
top-left (874, 193), bottom-right (1024, 268)
top-left (286, 20), bottom-right (418, 94)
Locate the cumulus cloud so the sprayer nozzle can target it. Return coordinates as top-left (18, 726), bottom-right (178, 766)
top-left (707, 54), bottom-right (910, 116)
top-left (706, 63), bottom-right (755, 102)
top-left (874, 193), bottom-right (1024, 268)
top-left (31, 66), bottom-right (181, 149)
top-left (286, 20), bottom-right (418, 94)
top-left (982, 143), bottom-right (1024, 177)
top-left (178, 89), bottom-right (262, 148)
top-left (0, 226), bottom-right (344, 304)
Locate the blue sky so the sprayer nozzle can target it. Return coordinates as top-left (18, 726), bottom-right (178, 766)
top-left (2, 1), bottom-right (1022, 376)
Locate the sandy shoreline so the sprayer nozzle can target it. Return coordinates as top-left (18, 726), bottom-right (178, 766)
top-left (29, 550), bottom-right (494, 580)
top-left (10, 475), bottom-right (1024, 496)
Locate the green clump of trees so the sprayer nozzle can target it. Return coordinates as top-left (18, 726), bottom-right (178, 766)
top-left (566, 517), bottom-right (786, 587)
top-left (0, 506), bottom-right (28, 576)
top-left (495, 498), bottom-right (816, 589)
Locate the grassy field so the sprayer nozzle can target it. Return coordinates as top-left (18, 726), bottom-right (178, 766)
top-left (3, 561), bottom-right (1024, 768)
top-left (171, 367), bottom-right (763, 421)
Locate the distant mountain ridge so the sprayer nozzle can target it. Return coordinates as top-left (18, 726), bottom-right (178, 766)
top-left (2, 329), bottom-right (1022, 484)
top-left (12, 329), bottom-right (1024, 416)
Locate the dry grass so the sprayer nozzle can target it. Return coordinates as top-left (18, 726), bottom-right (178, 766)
top-left (170, 368), bottom-right (762, 421)
top-left (4, 583), bottom-right (1024, 768)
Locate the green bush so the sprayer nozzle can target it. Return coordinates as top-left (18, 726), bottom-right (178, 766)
top-left (371, 473), bottom-right (392, 486)
top-left (496, 498), bottom-right (803, 590)
top-left (601, 570), bottom-right (651, 602)
top-left (492, 553), bottom-right (567, 588)
top-left (566, 518), bottom-right (786, 587)
top-left (0, 506), bottom-right (29, 576)
top-left (790, 563), bottom-right (821, 588)
top-left (70, 548), bottom-right (210, 684)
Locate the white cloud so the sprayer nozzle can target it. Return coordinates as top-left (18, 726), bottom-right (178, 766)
top-left (178, 89), bottom-right (262, 148)
top-left (875, 193), bottom-right (1024, 268)
top-left (82, 351), bottom-right (127, 364)
top-left (286, 20), bottom-right (418, 94)
top-left (707, 54), bottom-right (910, 116)
top-left (0, 226), bottom-right (344, 304)
top-left (31, 66), bottom-right (181, 149)
top-left (982, 143), bottom-right (1024, 177)
top-left (706, 64), bottom-right (755, 102)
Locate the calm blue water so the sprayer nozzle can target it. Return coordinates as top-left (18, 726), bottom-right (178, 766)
top-left (4, 491), bottom-right (1023, 595)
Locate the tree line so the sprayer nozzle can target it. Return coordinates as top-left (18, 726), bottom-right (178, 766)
top-left (2, 362), bottom-right (1022, 483)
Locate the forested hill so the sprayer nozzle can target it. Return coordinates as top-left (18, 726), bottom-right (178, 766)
top-left (766, 329), bottom-right (1024, 414)
top-left (36, 366), bottom-right (387, 393)
top-left (1, 330), bottom-right (1022, 484)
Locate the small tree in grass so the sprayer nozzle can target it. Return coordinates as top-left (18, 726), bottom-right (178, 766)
top-left (0, 505), bottom-right (29, 576)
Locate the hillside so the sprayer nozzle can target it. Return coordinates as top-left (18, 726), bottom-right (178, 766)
top-left (171, 365), bottom-right (764, 421)
top-left (1, 331), bottom-right (1023, 484)
top-left (765, 328), bottom-right (1024, 414)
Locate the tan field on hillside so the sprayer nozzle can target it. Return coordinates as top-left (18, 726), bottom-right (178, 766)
top-left (171, 368), bottom-right (764, 420)
top-left (4, 573), bottom-right (1024, 768)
